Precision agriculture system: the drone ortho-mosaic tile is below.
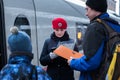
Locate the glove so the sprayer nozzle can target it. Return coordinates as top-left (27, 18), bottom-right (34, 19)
top-left (49, 52), bottom-right (58, 59)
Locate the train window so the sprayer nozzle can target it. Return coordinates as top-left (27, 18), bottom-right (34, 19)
top-left (19, 25), bottom-right (31, 37)
top-left (76, 23), bottom-right (88, 50)
top-left (14, 15), bottom-right (31, 37)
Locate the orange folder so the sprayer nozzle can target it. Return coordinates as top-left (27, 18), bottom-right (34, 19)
top-left (53, 45), bottom-right (83, 60)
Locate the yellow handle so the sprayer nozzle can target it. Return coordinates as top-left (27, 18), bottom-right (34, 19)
top-left (106, 45), bottom-right (119, 80)
top-left (107, 53), bottom-right (117, 80)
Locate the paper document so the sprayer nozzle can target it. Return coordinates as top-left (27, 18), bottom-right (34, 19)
top-left (53, 45), bottom-right (83, 60)
top-left (57, 40), bottom-right (75, 50)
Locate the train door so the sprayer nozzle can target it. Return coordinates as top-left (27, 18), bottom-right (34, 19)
top-left (0, 0), bottom-right (7, 70)
top-left (76, 23), bottom-right (88, 51)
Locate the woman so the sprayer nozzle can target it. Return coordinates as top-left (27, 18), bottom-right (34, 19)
top-left (40, 17), bottom-right (78, 80)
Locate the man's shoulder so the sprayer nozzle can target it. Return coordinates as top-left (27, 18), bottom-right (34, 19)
top-left (87, 19), bottom-right (107, 35)
top-left (89, 19), bottom-right (107, 29)
top-left (90, 19), bottom-right (103, 26)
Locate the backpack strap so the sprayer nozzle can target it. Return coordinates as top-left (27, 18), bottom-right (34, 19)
top-left (96, 18), bottom-right (113, 33)
top-left (96, 18), bottom-right (119, 53)
top-left (29, 65), bottom-right (38, 80)
top-left (96, 18), bottom-right (119, 39)
top-left (32, 65), bottom-right (38, 80)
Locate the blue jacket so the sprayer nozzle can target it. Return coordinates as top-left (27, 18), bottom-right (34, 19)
top-left (0, 52), bottom-right (52, 80)
top-left (69, 13), bottom-right (120, 80)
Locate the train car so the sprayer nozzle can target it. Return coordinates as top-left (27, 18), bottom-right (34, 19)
top-left (1, 0), bottom-right (120, 80)
top-left (0, 0), bottom-right (89, 70)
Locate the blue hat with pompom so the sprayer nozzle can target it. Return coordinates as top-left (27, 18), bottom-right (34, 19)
top-left (8, 26), bottom-right (32, 53)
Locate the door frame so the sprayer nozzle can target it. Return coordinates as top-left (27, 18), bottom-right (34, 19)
top-left (0, 0), bottom-right (7, 70)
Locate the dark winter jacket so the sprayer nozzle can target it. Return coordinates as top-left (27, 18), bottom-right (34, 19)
top-left (69, 13), bottom-right (120, 80)
top-left (40, 31), bottom-right (78, 80)
top-left (0, 52), bottom-right (52, 80)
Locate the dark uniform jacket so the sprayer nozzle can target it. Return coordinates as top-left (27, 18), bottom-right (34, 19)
top-left (40, 31), bottom-right (78, 80)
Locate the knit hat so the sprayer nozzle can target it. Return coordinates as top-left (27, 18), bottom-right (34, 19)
top-left (8, 27), bottom-right (32, 53)
top-left (86, 0), bottom-right (107, 12)
top-left (52, 17), bottom-right (67, 29)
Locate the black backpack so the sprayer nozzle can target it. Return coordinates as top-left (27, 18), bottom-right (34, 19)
top-left (91, 18), bottom-right (120, 80)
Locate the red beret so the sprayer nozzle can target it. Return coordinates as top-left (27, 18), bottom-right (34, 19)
top-left (52, 18), bottom-right (67, 29)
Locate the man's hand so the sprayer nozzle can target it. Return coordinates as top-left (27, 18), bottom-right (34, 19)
top-left (67, 56), bottom-right (73, 65)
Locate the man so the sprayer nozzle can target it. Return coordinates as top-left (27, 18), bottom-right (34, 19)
top-left (68, 0), bottom-right (120, 80)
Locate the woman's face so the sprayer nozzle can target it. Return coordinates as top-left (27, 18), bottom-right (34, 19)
top-left (54, 29), bottom-right (66, 38)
